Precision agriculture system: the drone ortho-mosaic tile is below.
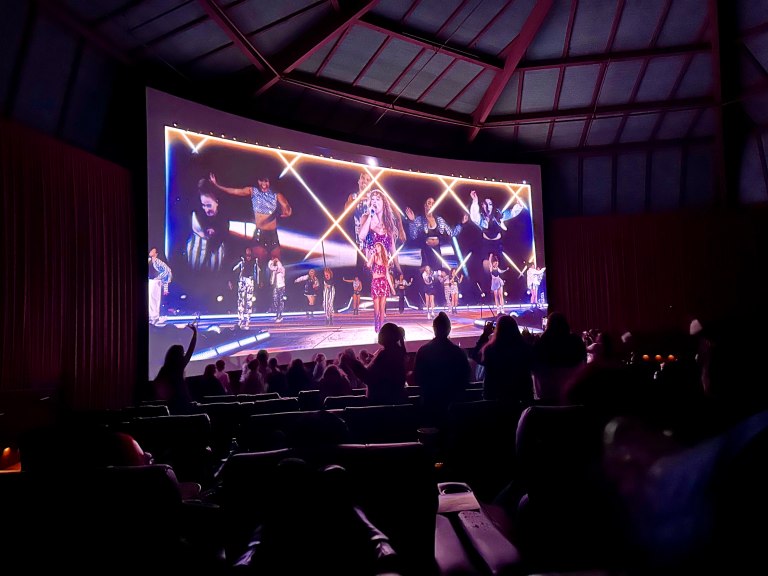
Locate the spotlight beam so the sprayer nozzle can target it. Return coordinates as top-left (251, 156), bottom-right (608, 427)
top-left (275, 151), bottom-right (367, 260)
top-left (304, 168), bottom-right (381, 257)
top-left (502, 251), bottom-right (523, 275)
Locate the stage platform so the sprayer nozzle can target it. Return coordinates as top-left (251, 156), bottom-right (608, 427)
top-left (148, 302), bottom-right (547, 377)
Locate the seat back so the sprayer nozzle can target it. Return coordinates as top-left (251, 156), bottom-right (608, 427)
top-left (323, 395), bottom-right (369, 409)
top-left (443, 400), bottom-right (523, 501)
top-left (514, 404), bottom-right (616, 570)
top-left (0, 464), bottom-right (192, 570)
top-left (342, 404), bottom-right (420, 444)
top-left (298, 389), bottom-right (322, 411)
top-left (123, 414), bottom-right (213, 485)
top-left (218, 442), bottom-right (437, 574)
top-left (247, 397), bottom-right (300, 415)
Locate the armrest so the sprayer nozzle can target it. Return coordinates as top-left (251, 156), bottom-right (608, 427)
top-left (455, 510), bottom-right (521, 576)
top-left (436, 482), bottom-right (522, 576)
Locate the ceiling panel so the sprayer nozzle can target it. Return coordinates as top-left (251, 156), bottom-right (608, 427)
top-left (319, 27), bottom-right (387, 84)
top-left (585, 116), bottom-right (623, 147)
top-left (184, 43), bottom-right (253, 76)
top-left (597, 60), bottom-right (644, 106)
top-left (519, 68), bottom-right (559, 113)
top-left (150, 19), bottom-right (229, 64)
top-left (657, 0), bottom-right (708, 47)
top-left (489, 71), bottom-right (521, 115)
top-left (619, 112), bottom-right (661, 143)
top-left (568, 0), bottom-right (619, 57)
top-left (121, 1), bottom-right (206, 47)
top-left (550, 118), bottom-right (587, 149)
top-left (402, 0), bottom-right (465, 35)
top-left (356, 37), bottom-right (423, 93)
top-left (388, 51), bottom-right (454, 102)
top-left (419, 59), bottom-right (484, 109)
top-left (446, 68), bottom-right (495, 114)
top-left (675, 53), bottom-right (712, 98)
top-left (517, 121), bottom-right (551, 149)
top-left (524, 0), bottom-right (571, 61)
top-left (249, 1), bottom-right (331, 57)
top-left (655, 108), bottom-right (699, 140)
top-left (226, 0), bottom-right (327, 36)
top-left (473, 0), bottom-right (538, 56)
top-left (635, 56), bottom-right (687, 101)
top-left (612, 0), bottom-right (668, 51)
top-left (559, 64), bottom-right (601, 109)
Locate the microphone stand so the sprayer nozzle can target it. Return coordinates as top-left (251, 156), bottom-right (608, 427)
top-left (476, 282), bottom-right (494, 320)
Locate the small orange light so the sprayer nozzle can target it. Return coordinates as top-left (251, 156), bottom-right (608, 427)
top-left (655, 355), bottom-right (663, 362)
top-left (668, 355), bottom-right (676, 362)
top-left (642, 354), bottom-right (650, 361)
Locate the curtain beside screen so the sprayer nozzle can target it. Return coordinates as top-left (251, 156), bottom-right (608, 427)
top-left (0, 118), bottom-right (136, 410)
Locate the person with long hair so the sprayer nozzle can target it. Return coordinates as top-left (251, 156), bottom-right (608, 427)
top-left (422, 265), bottom-right (437, 320)
top-left (350, 322), bottom-right (408, 405)
top-left (367, 242), bottom-right (393, 333)
top-left (448, 267), bottom-right (464, 314)
top-left (342, 275), bottom-right (363, 315)
top-left (152, 323), bottom-right (198, 413)
top-left (209, 173), bottom-right (291, 283)
top-left (404, 196), bottom-right (467, 271)
top-left (357, 189), bottom-right (405, 277)
top-left (477, 315), bottom-right (533, 404)
top-left (489, 255), bottom-right (509, 314)
top-left (322, 267), bottom-right (336, 326)
top-left (294, 268), bottom-right (320, 318)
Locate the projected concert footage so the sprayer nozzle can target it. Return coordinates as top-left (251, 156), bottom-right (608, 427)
top-left (147, 89), bottom-right (545, 376)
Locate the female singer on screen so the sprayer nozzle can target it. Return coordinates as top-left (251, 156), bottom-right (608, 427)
top-left (357, 189), bottom-right (405, 277)
top-left (342, 275), bottom-right (363, 315)
top-left (322, 267), bottom-right (336, 326)
top-left (489, 255), bottom-right (509, 315)
top-left (367, 242), bottom-right (394, 333)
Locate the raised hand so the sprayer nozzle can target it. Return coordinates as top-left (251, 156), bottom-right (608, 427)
top-left (470, 190), bottom-right (478, 200)
top-left (405, 207), bottom-right (415, 221)
top-left (209, 173), bottom-right (217, 184)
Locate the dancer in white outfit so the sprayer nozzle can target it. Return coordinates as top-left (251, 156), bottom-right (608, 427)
top-left (148, 248), bottom-right (172, 324)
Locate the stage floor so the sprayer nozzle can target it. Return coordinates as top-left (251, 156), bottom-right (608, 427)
top-left (148, 303), bottom-right (547, 377)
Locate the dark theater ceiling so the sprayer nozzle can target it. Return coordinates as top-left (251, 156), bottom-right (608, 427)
top-left (36, 0), bottom-right (768, 158)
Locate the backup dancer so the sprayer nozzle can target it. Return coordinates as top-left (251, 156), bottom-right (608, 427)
top-left (343, 276), bottom-right (363, 315)
top-left (322, 268), bottom-right (336, 326)
top-left (294, 268), bottom-right (320, 317)
top-left (422, 265), bottom-right (437, 320)
top-left (489, 255), bottom-right (509, 314)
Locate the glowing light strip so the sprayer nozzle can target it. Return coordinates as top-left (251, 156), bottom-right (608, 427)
top-left (455, 250), bottom-right (472, 272)
top-left (388, 242), bottom-right (405, 265)
top-left (193, 136), bottom-right (209, 153)
top-left (502, 251), bottom-right (523, 275)
top-left (164, 127), bottom-right (171, 257)
top-left (279, 153), bottom-right (302, 178)
top-left (431, 248), bottom-right (450, 270)
top-left (452, 238), bottom-right (469, 276)
top-left (275, 151), bottom-right (367, 260)
top-left (304, 168), bottom-right (381, 258)
top-left (502, 184), bottom-right (527, 212)
top-left (166, 127), bottom-right (530, 187)
top-left (430, 177), bottom-right (459, 213)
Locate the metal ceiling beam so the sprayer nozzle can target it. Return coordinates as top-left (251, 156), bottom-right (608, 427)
top-left (35, 0), bottom-right (132, 65)
top-left (356, 14), bottom-right (503, 71)
top-left (519, 42), bottom-right (710, 72)
top-left (277, 0), bottom-right (380, 74)
top-left (546, 0), bottom-right (578, 149)
top-left (469, 0), bottom-right (555, 141)
top-left (285, 71), bottom-right (472, 126)
top-left (486, 96), bottom-right (713, 125)
top-left (198, 0), bottom-right (274, 75)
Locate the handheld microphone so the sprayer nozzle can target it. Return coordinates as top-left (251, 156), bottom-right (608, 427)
top-left (147, 257), bottom-right (152, 263)
top-left (370, 208), bottom-right (375, 215)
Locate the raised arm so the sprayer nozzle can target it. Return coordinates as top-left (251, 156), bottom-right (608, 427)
top-left (183, 324), bottom-right (198, 367)
top-left (358, 212), bottom-right (373, 243)
top-left (469, 190), bottom-right (481, 226)
top-left (208, 172), bottom-right (251, 197)
top-left (294, 274), bottom-right (309, 283)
